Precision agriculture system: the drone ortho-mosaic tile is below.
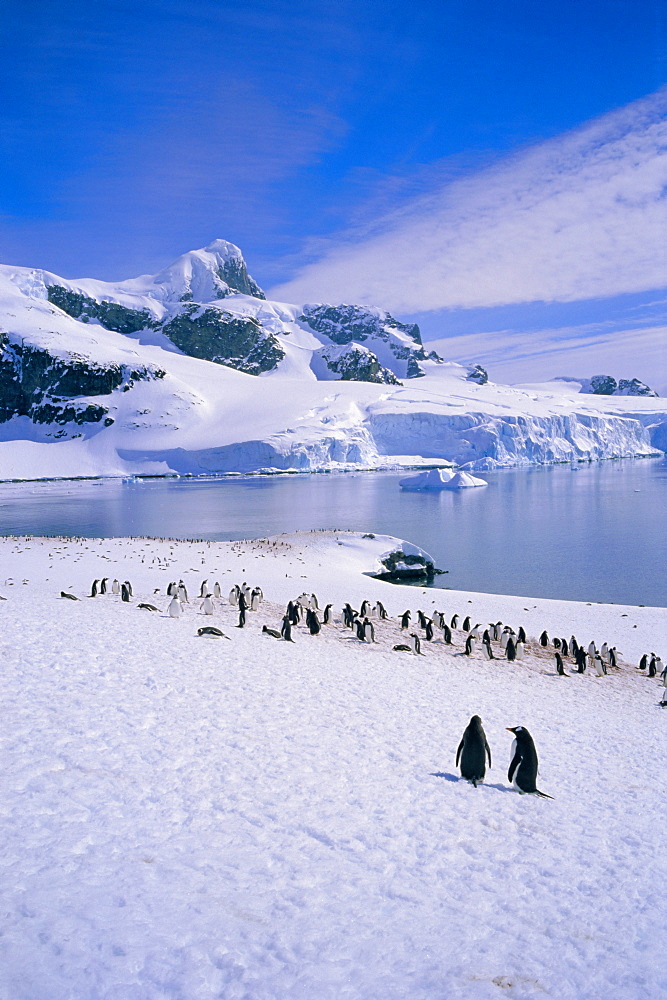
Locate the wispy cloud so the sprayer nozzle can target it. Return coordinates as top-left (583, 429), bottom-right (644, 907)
top-left (427, 322), bottom-right (667, 396)
top-left (269, 88), bottom-right (667, 311)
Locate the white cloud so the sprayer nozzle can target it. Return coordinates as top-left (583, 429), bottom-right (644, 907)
top-left (269, 88), bottom-right (667, 312)
top-left (426, 323), bottom-right (667, 396)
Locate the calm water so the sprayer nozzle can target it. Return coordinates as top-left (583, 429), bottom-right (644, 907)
top-left (0, 460), bottom-right (665, 606)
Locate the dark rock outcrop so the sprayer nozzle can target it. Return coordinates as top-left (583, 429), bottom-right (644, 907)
top-left (466, 365), bottom-right (488, 385)
top-left (0, 331), bottom-right (164, 427)
top-left (47, 286), bottom-right (157, 335)
top-left (160, 306), bottom-right (284, 375)
top-left (312, 344), bottom-right (401, 384)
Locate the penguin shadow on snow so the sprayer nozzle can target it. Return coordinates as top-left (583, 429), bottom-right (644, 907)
top-left (430, 772), bottom-right (514, 793)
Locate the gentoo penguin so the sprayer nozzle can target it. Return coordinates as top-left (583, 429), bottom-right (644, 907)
top-left (432, 611), bottom-right (442, 629)
top-left (587, 641), bottom-right (596, 656)
top-left (463, 615), bottom-right (471, 632)
top-left (393, 643), bottom-right (412, 652)
top-left (280, 616), bottom-right (294, 641)
top-left (167, 581), bottom-right (177, 597)
top-left (506, 727), bottom-right (552, 798)
top-left (417, 610), bottom-right (428, 629)
top-left (121, 583), bottom-right (130, 603)
top-left (201, 595), bottom-right (215, 615)
top-left (609, 647), bottom-right (617, 668)
top-left (470, 625), bottom-right (482, 640)
top-left (450, 614), bottom-right (459, 629)
top-left (178, 581), bottom-right (188, 604)
top-left (213, 582), bottom-right (221, 598)
top-left (198, 626), bottom-right (228, 638)
top-left (124, 580), bottom-right (133, 597)
top-left (656, 657), bottom-right (665, 682)
top-left (442, 623), bottom-right (452, 644)
top-left (456, 715), bottom-right (492, 787)
top-left (639, 653), bottom-right (648, 670)
top-left (199, 580), bottom-right (208, 598)
top-left (229, 586), bottom-right (239, 606)
top-left (138, 603), bottom-right (158, 611)
top-left (377, 601), bottom-right (389, 620)
top-left (594, 654), bottom-right (606, 676)
top-left (288, 600), bottom-right (300, 625)
top-left (492, 622), bottom-right (502, 641)
top-left (506, 637), bottom-right (516, 661)
top-left (576, 647), bottom-right (587, 673)
top-left (648, 656), bottom-right (657, 678)
top-left (601, 642), bottom-right (609, 662)
top-left (323, 604), bottom-right (334, 624)
top-left (410, 633), bottom-right (424, 655)
top-left (237, 605), bottom-right (246, 628)
top-left (61, 591), bottom-right (79, 600)
top-left (90, 580), bottom-right (99, 598)
top-left (553, 637), bottom-right (561, 649)
top-left (100, 578), bottom-right (108, 595)
top-left (363, 618), bottom-right (375, 643)
top-left (424, 620), bottom-right (434, 641)
top-left (515, 641), bottom-right (524, 660)
top-left (310, 593), bottom-right (319, 611)
top-left (555, 651), bottom-right (565, 675)
top-left (483, 629), bottom-right (491, 644)
top-left (465, 634), bottom-right (476, 655)
top-left (560, 638), bottom-right (569, 656)
top-left (355, 618), bottom-right (365, 641)
top-left (482, 640), bottom-right (493, 659)
top-left (360, 600), bottom-right (372, 618)
top-left (168, 597), bottom-right (182, 618)
top-left (517, 626), bottom-right (526, 644)
top-left (262, 625), bottom-right (281, 638)
top-left (307, 610), bottom-right (321, 636)
top-left (540, 630), bottom-right (549, 647)
top-left (400, 610), bottom-right (411, 630)
top-left (238, 591), bottom-right (248, 613)
top-left (250, 590), bottom-right (260, 611)
top-left (500, 630), bottom-right (510, 651)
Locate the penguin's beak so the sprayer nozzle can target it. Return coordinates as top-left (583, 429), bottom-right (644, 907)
top-left (506, 727), bottom-right (517, 733)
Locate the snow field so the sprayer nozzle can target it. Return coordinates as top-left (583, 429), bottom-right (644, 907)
top-left (1, 533), bottom-right (665, 999)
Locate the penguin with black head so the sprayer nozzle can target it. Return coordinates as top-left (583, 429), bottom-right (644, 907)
top-left (456, 715), bottom-right (492, 787)
top-left (506, 727), bottom-right (552, 798)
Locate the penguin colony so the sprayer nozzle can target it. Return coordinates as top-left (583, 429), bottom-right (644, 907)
top-left (73, 566), bottom-right (665, 717)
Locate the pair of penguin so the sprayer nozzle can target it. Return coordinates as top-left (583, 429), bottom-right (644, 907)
top-left (456, 716), bottom-right (552, 797)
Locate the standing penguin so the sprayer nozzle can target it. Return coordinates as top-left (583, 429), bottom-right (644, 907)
top-left (229, 586), bottom-right (239, 607)
top-left (363, 618), bottom-right (375, 643)
top-left (456, 715), bottom-right (492, 787)
top-left (465, 634), bottom-right (476, 655)
top-left (100, 578), bottom-right (108, 595)
top-left (124, 580), bottom-right (133, 597)
top-left (400, 610), bottom-right (411, 630)
top-left (517, 626), bottom-right (526, 644)
top-left (90, 580), bottom-right (99, 598)
top-left (111, 578), bottom-right (120, 595)
top-left (424, 619), bottom-right (434, 642)
top-left (121, 583), bottom-right (131, 603)
top-left (506, 637), bottom-right (516, 661)
top-left (199, 579), bottom-right (208, 598)
top-left (482, 639), bottom-right (493, 660)
top-left (360, 600), bottom-right (372, 618)
top-left (639, 653), bottom-right (648, 671)
top-left (463, 615), bottom-right (471, 632)
top-left (410, 633), bottom-right (424, 655)
top-left (323, 604), bottom-right (334, 624)
top-left (450, 614), bottom-right (459, 629)
top-left (168, 596), bottom-right (182, 618)
top-left (213, 582), bottom-right (222, 598)
top-left (280, 615), bottom-right (294, 642)
top-left (540, 630), bottom-right (549, 647)
top-left (307, 609), bottom-right (321, 636)
top-left (201, 595), bottom-right (215, 615)
top-left (576, 646), bottom-right (587, 673)
top-left (515, 641), bottom-right (524, 660)
top-left (442, 623), bottom-right (453, 644)
top-left (506, 726), bottom-right (552, 797)
top-left (376, 601), bottom-right (389, 620)
top-left (555, 651), bottom-right (565, 675)
top-left (178, 581), bottom-right (189, 604)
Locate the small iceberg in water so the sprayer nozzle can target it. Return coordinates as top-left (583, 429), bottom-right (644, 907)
top-left (399, 468), bottom-right (487, 491)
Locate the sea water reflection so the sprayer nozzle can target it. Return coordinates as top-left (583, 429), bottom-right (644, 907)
top-left (0, 459), bottom-right (664, 606)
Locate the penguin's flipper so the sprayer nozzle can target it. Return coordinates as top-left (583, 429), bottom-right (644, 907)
top-left (455, 739), bottom-right (464, 767)
top-left (485, 741), bottom-right (492, 768)
top-left (508, 749), bottom-right (522, 784)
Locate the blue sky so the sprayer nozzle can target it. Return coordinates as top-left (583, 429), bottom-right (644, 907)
top-left (1, 0), bottom-right (666, 383)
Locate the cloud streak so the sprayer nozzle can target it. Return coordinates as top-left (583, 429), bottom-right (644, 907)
top-left (269, 88), bottom-right (667, 312)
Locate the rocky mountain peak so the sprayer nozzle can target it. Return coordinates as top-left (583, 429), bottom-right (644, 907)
top-left (152, 241), bottom-right (265, 302)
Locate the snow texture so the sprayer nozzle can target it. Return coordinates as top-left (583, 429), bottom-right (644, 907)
top-left (1, 531), bottom-right (665, 1000)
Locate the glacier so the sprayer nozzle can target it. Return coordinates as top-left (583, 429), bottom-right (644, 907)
top-left (0, 239), bottom-right (664, 480)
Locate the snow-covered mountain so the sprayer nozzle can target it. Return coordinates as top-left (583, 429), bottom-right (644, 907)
top-left (0, 240), bottom-right (664, 480)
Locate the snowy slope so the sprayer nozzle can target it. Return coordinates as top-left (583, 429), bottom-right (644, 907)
top-left (1, 531), bottom-right (665, 1000)
top-left (0, 241), bottom-right (664, 480)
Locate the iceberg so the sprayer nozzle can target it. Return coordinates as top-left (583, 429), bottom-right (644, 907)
top-left (442, 471), bottom-right (488, 489)
top-left (399, 468), bottom-right (455, 490)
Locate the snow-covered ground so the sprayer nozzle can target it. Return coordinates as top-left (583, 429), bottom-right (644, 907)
top-left (2, 531), bottom-right (665, 999)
